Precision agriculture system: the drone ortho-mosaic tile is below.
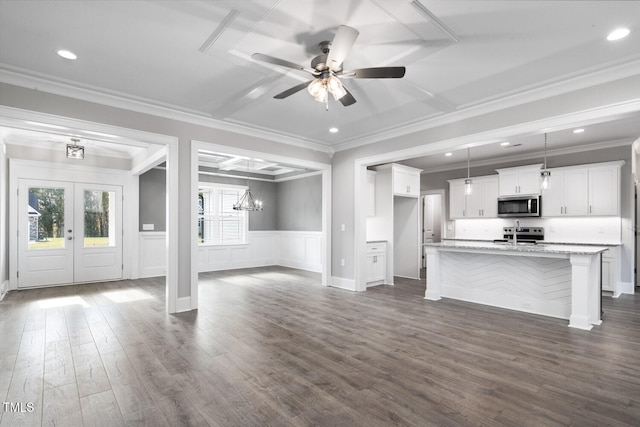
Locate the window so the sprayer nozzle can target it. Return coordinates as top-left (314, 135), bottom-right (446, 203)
top-left (198, 184), bottom-right (247, 245)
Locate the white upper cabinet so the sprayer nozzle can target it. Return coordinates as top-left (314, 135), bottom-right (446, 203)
top-left (391, 165), bottom-right (421, 198)
top-left (542, 161), bottom-right (622, 217)
top-left (448, 175), bottom-right (499, 219)
top-left (496, 165), bottom-right (542, 196)
top-left (448, 179), bottom-right (467, 219)
top-left (466, 176), bottom-right (499, 218)
top-left (542, 168), bottom-right (588, 216)
top-left (589, 164), bottom-right (621, 216)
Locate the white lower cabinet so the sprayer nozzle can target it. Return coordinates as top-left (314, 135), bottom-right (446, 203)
top-left (601, 247), bottom-right (619, 294)
top-left (366, 242), bottom-right (386, 286)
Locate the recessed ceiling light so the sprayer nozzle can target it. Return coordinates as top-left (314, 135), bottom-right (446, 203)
top-left (573, 128), bottom-right (585, 134)
top-left (607, 28), bottom-right (630, 41)
top-left (445, 152), bottom-right (452, 157)
top-left (57, 49), bottom-right (77, 60)
top-left (329, 127), bottom-right (339, 133)
top-left (500, 142), bottom-right (510, 146)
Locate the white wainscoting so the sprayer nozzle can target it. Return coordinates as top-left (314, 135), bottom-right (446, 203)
top-left (139, 231), bottom-right (322, 277)
top-left (139, 232), bottom-right (167, 278)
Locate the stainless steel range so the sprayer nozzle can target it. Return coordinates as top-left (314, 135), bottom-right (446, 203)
top-left (495, 226), bottom-right (545, 244)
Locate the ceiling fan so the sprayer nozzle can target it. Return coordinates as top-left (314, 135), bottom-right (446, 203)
top-left (252, 25), bottom-right (406, 107)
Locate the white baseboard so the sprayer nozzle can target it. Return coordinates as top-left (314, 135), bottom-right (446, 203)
top-left (614, 281), bottom-right (634, 297)
top-left (176, 296), bottom-right (192, 313)
top-left (330, 276), bottom-right (357, 292)
top-left (0, 280), bottom-right (8, 301)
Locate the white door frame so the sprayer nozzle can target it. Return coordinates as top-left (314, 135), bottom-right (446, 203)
top-left (1, 106), bottom-right (180, 313)
top-left (190, 140), bottom-right (332, 311)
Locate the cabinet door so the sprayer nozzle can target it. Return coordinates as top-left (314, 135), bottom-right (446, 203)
top-left (498, 170), bottom-right (519, 196)
top-left (541, 172), bottom-right (564, 217)
top-left (601, 256), bottom-right (612, 292)
top-left (465, 186), bottom-right (482, 218)
top-left (393, 169), bottom-right (419, 197)
top-left (517, 169), bottom-right (541, 195)
top-left (480, 177), bottom-right (499, 217)
top-left (563, 169), bottom-right (589, 216)
top-left (589, 166), bottom-right (619, 215)
top-left (371, 254), bottom-right (385, 281)
top-left (449, 180), bottom-right (466, 219)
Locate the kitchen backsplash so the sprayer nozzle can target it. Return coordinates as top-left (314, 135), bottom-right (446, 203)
top-left (451, 217), bottom-right (622, 244)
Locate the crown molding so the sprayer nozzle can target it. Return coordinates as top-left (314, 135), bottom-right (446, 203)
top-left (418, 139), bottom-right (633, 174)
top-left (334, 57), bottom-right (640, 152)
top-left (0, 65), bottom-right (334, 155)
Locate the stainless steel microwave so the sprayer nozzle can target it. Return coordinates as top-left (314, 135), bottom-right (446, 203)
top-left (497, 195), bottom-right (541, 217)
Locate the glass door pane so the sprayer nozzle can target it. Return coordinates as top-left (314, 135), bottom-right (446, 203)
top-left (83, 190), bottom-right (116, 247)
top-left (27, 187), bottom-right (66, 249)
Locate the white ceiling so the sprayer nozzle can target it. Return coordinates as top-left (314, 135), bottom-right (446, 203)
top-left (1, 1), bottom-right (639, 165)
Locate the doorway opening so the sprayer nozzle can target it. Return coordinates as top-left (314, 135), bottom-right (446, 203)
top-left (421, 191), bottom-right (445, 275)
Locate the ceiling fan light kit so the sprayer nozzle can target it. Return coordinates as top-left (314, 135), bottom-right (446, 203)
top-left (252, 25), bottom-right (406, 108)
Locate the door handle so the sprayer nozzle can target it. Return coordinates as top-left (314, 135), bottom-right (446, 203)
top-left (67, 236), bottom-right (73, 240)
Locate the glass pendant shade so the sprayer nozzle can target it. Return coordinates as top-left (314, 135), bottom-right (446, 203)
top-left (540, 133), bottom-right (550, 190)
top-left (233, 188), bottom-right (263, 211)
top-left (464, 147), bottom-right (473, 195)
top-left (464, 178), bottom-right (473, 195)
top-left (541, 170), bottom-right (551, 190)
top-left (66, 144), bottom-right (84, 160)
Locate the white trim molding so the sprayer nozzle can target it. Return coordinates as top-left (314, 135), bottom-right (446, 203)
top-left (139, 232), bottom-right (167, 278)
top-left (176, 297), bottom-right (193, 313)
top-left (330, 276), bottom-right (357, 292)
top-left (0, 281), bottom-right (8, 301)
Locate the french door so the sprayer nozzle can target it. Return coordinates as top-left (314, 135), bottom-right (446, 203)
top-left (17, 179), bottom-right (123, 288)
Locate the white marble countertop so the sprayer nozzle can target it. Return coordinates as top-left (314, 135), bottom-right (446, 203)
top-left (424, 240), bottom-right (609, 255)
top-left (441, 238), bottom-right (621, 247)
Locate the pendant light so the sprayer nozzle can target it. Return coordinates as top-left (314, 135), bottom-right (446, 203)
top-left (232, 160), bottom-right (264, 211)
top-left (464, 147), bottom-right (473, 195)
top-left (66, 138), bottom-right (84, 159)
top-left (541, 133), bottom-right (551, 190)
top-left (232, 188), bottom-right (263, 211)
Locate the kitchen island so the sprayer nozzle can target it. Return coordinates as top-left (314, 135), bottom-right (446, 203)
top-left (423, 241), bottom-right (609, 330)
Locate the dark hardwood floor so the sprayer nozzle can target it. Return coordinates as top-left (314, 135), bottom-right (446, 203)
top-left (1, 266), bottom-right (639, 426)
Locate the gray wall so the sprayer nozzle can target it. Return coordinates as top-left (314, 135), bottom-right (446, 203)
top-left (277, 175), bottom-right (322, 231)
top-left (139, 168), bottom-right (167, 232)
top-left (139, 169), bottom-right (321, 232)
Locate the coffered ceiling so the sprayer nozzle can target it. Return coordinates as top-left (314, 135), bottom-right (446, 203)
top-left (1, 1), bottom-right (639, 160)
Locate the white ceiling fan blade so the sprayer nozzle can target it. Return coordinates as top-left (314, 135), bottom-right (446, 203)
top-left (326, 25), bottom-right (359, 72)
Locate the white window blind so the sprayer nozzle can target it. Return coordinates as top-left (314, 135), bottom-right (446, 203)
top-left (198, 185), bottom-right (247, 245)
